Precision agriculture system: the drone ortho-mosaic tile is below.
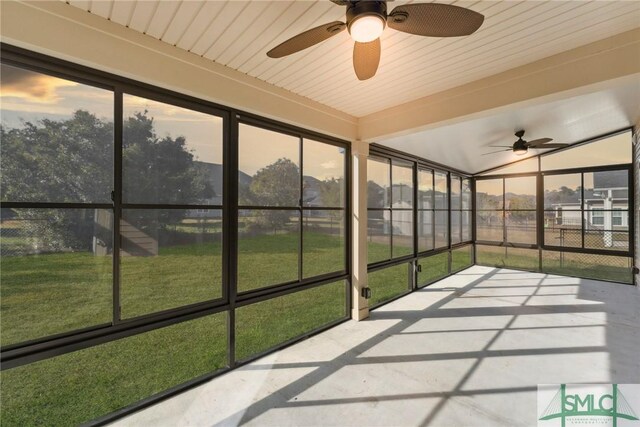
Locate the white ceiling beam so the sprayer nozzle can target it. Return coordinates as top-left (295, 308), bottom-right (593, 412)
top-left (358, 28), bottom-right (640, 142)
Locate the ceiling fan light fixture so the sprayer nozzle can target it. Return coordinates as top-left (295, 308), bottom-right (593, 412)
top-left (349, 14), bottom-right (385, 43)
top-left (513, 147), bottom-right (528, 155)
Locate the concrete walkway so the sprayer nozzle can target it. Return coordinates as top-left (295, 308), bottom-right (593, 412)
top-left (113, 266), bottom-right (640, 426)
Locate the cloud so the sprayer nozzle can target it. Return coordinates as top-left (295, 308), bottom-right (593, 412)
top-left (320, 160), bottom-right (338, 169)
top-left (1, 64), bottom-right (77, 103)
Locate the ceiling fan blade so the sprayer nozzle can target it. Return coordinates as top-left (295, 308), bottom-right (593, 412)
top-left (525, 138), bottom-right (553, 147)
top-left (387, 3), bottom-right (484, 37)
top-left (488, 146), bottom-right (514, 148)
top-left (530, 143), bottom-right (568, 149)
top-left (353, 38), bottom-right (381, 81)
top-left (267, 21), bottom-right (346, 58)
top-left (482, 149), bottom-right (512, 156)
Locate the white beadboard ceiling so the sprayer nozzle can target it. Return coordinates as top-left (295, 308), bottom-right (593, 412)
top-left (378, 77), bottom-right (640, 174)
top-left (64, 0), bottom-right (640, 117)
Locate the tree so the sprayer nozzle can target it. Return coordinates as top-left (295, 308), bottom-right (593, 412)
top-left (318, 177), bottom-right (343, 207)
top-left (122, 112), bottom-right (212, 205)
top-left (476, 192), bottom-right (501, 210)
top-left (318, 177), bottom-right (343, 231)
top-left (1, 110), bottom-right (210, 251)
top-left (507, 195), bottom-right (536, 223)
top-left (1, 110), bottom-right (113, 203)
top-left (248, 158), bottom-right (299, 233)
top-left (367, 180), bottom-right (386, 208)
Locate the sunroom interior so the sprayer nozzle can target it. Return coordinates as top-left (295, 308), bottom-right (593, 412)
top-left (0, 1), bottom-right (639, 426)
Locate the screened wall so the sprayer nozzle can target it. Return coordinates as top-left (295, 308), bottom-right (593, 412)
top-left (0, 46), bottom-right (350, 425)
top-left (366, 146), bottom-right (474, 307)
top-left (475, 130), bottom-right (635, 284)
top-left (1, 43), bottom-right (637, 427)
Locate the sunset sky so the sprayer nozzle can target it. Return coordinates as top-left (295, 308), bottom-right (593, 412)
top-left (1, 64), bottom-right (344, 181)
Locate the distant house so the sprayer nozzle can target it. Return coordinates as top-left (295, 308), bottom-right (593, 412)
top-left (547, 171), bottom-right (629, 230)
top-left (188, 162), bottom-right (250, 218)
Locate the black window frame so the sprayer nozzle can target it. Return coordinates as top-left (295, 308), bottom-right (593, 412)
top-left (236, 117), bottom-right (349, 295)
top-left (0, 43), bottom-right (352, 404)
top-left (366, 144), bottom-right (474, 309)
top-left (473, 128), bottom-right (635, 285)
top-left (541, 165), bottom-right (633, 255)
top-left (474, 173), bottom-right (538, 250)
top-left (417, 166), bottom-right (435, 253)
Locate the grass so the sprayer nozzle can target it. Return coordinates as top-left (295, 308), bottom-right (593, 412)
top-left (237, 230), bottom-right (345, 291)
top-left (476, 245), bottom-right (632, 283)
top-left (368, 263), bottom-right (410, 306)
top-left (0, 230), bottom-right (513, 427)
top-left (1, 314), bottom-right (227, 427)
top-left (0, 231), bottom-right (345, 346)
top-left (479, 225), bottom-right (630, 250)
top-left (541, 251), bottom-right (632, 283)
top-left (0, 253), bottom-right (112, 346)
top-left (0, 230), bottom-right (349, 426)
top-left (417, 252), bottom-right (449, 286)
top-left (121, 242), bottom-right (223, 318)
top-left (367, 237), bottom-right (474, 304)
top-left (235, 280), bottom-right (346, 360)
top-left (451, 246), bottom-right (473, 272)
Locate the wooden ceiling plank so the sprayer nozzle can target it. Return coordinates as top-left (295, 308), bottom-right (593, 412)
top-left (109, 0), bottom-right (135, 27)
top-left (88, 0), bottom-right (112, 18)
top-left (128, 0), bottom-right (157, 33)
top-left (162, 1), bottom-right (205, 46)
top-left (190, 1), bottom-right (248, 56)
top-left (145, 1), bottom-right (180, 40)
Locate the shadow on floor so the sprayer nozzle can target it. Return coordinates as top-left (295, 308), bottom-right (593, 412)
top-left (117, 267), bottom-right (640, 427)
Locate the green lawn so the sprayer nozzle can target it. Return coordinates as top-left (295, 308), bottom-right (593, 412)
top-left (1, 253), bottom-right (112, 346)
top-left (237, 230), bottom-right (344, 292)
top-left (541, 251), bottom-right (632, 283)
top-left (476, 246), bottom-right (539, 271)
top-left (1, 314), bottom-right (228, 427)
top-left (476, 245), bottom-right (632, 283)
top-left (121, 242), bottom-right (223, 318)
top-left (2, 226), bottom-right (469, 426)
top-left (235, 280), bottom-right (346, 360)
top-left (367, 244), bottom-right (473, 304)
top-left (451, 246), bottom-right (473, 272)
top-left (0, 231), bottom-right (350, 426)
top-left (1, 281), bottom-right (350, 427)
top-left (417, 252), bottom-right (449, 286)
top-left (0, 232), bottom-right (345, 346)
top-left (368, 263), bottom-right (411, 306)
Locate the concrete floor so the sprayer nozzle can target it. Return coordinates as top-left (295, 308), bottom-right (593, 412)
top-left (113, 266), bottom-right (640, 427)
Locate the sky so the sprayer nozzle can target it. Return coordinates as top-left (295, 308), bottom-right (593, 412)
top-left (477, 176), bottom-right (537, 198)
top-left (1, 63), bottom-right (114, 126)
top-left (123, 93), bottom-right (223, 164)
top-left (1, 64), bottom-right (344, 181)
top-left (238, 123), bottom-right (344, 180)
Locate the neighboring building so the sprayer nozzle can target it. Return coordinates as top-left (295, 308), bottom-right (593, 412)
top-left (547, 170), bottom-right (629, 248)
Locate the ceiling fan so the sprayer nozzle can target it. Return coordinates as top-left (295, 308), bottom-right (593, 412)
top-left (266, 0), bottom-right (485, 81)
top-left (484, 130), bottom-right (568, 156)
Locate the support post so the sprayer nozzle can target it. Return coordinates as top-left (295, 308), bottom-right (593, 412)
top-left (633, 124), bottom-right (639, 286)
top-left (352, 140), bottom-right (370, 320)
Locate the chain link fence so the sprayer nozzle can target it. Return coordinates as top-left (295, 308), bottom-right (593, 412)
top-left (2, 217), bottom-right (57, 257)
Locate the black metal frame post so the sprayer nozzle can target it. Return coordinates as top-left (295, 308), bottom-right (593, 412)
top-left (365, 145), bottom-right (475, 308)
top-left (113, 89), bottom-right (123, 325)
top-left (0, 44), bottom-right (352, 377)
top-left (473, 131), bottom-right (634, 283)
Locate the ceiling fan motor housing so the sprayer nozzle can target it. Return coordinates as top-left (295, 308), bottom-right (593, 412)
top-left (346, 1), bottom-right (387, 33)
top-left (513, 139), bottom-right (528, 152)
